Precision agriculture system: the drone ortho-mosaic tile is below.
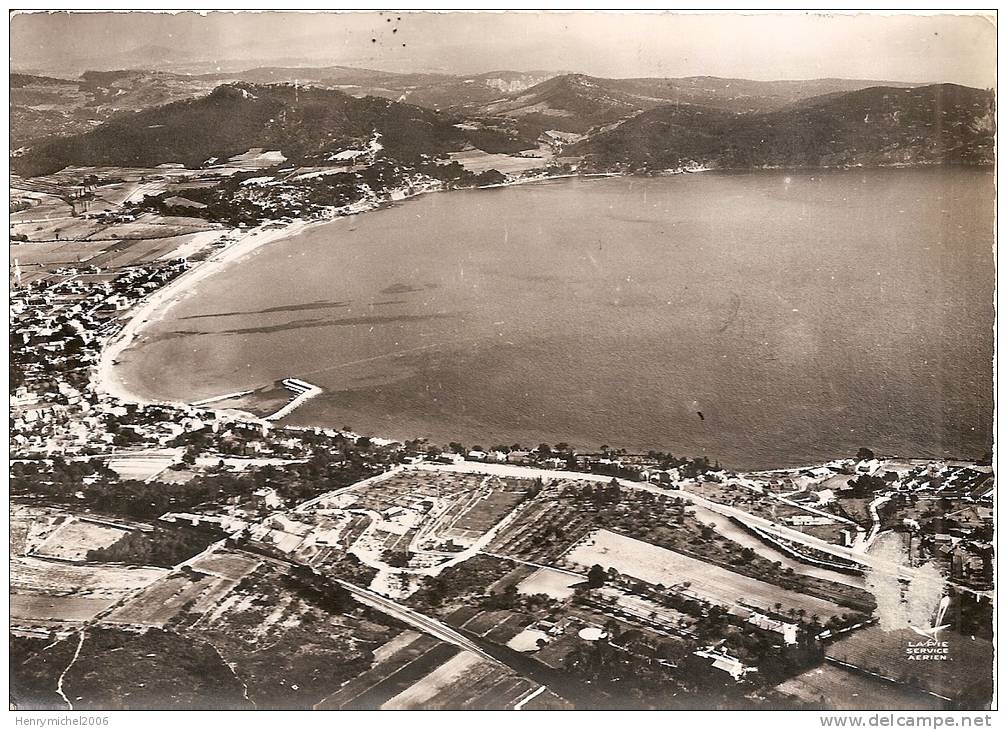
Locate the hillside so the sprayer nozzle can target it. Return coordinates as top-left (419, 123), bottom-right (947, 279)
top-left (9, 66), bottom-right (556, 149)
top-left (8, 66), bottom-right (919, 150)
top-left (10, 70), bottom-right (220, 147)
top-left (12, 83), bottom-right (532, 177)
top-left (11, 73), bottom-right (76, 87)
top-left (203, 67), bottom-right (558, 110)
top-left (464, 74), bottom-right (921, 134)
top-left (569, 84), bottom-right (995, 170)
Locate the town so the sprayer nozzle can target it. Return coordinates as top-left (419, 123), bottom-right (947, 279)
top-left (9, 11), bottom-right (996, 710)
top-left (10, 185), bottom-right (995, 707)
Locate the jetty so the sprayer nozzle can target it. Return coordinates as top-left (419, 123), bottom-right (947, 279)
top-left (265, 378), bottom-right (322, 421)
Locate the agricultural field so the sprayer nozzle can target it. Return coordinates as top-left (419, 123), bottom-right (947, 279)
top-left (10, 188), bottom-right (74, 220)
top-left (825, 626), bottom-right (993, 706)
top-left (314, 634), bottom-right (461, 709)
top-left (296, 470), bottom-right (534, 572)
top-left (32, 518), bottom-right (131, 561)
top-left (314, 630), bottom-right (557, 710)
top-left (451, 608), bottom-right (531, 644)
top-left (187, 549), bottom-right (261, 580)
top-left (181, 560), bottom-right (397, 709)
top-left (340, 470), bottom-right (490, 512)
top-left (487, 486), bottom-right (600, 561)
top-left (488, 480), bottom-right (873, 612)
top-left (488, 479), bottom-right (689, 563)
top-left (517, 567), bottom-right (583, 600)
top-left (221, 148), bottom-right (287, 170)
top-left (10, 505), bottom-right (68, 556)
top-left (434, 484), bottom-right (527, 544)
top-left (103, 569), bottom-right (237, 628)
top-left (11, 216), bottom-right (107, 243)
top-left (10, 240), bottom-right (110, 267)
top-left (107, 454), bottom-right (177, 481)
top-left (775, 663), bottom-right (944, 711)
top-left (10, 229), bottom-right (219, 289)
top-left (447, 147), bottom-right (552, 174)
top-left (564, 529), bottom-right (846, 620)
top-left (11, 557), bottom-right (167, 627)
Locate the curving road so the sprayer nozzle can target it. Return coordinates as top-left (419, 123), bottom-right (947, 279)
top-left (334, 578), bottom-right (501, 665)
top-left (410, 462), bottom-right (925, 583)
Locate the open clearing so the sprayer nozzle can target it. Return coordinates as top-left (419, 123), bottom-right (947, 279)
top-left (564, 529), bottom-right (845, 618)
top-left (33, 519), bottom-right (130, 561)
top-left (104, 570), bottom-right (235, 628)
top-left (314, 634), bottom-right (458, 710)
top-left (379, 651), bottom-right (486, 709)
top-left (825, 626), bottom-right (993, 701)
top-left (107, 455), bottom-right (176, 481)
top-left (186, 550), bottom-right (260, 580)
top-left (776, 663), bottom-right (943, 711)
top-left (10, 506), bottom-right (66, 556)
top-left (448, 148), bottom-right (551, 174)
top-left (516, 567), bottom-right (582, 600)
top-left (11, 557), bottom-right (167, 624)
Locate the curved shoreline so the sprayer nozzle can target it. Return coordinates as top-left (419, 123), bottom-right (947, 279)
top-left (91, 171), bottom-right (621, 418)
top-left (93, 219), bottom-right (318, 408)
top-left (91, 168), bottom-right (988, 467)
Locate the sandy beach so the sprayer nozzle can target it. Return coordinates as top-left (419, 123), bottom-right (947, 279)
top-left (93, 218), bottom-right (319, 407)
top-left (90, 170), bottom-right (599, 413)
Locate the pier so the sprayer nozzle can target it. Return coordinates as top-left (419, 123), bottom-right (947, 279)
top-left (265, 377), bottom-right (322, 421)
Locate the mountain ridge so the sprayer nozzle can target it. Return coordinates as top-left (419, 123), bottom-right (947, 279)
top-left (11, 75), bottom-right (994, 177)
top-left (11, 82), bottom-right (530, 176)
top-left (569, 83), bottom-right (995, 170)
top-left (459, 73), bottom-right (927, 134)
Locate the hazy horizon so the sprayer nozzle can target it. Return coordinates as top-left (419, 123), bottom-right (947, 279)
top-left (10, 11), bottom-right (997, 88)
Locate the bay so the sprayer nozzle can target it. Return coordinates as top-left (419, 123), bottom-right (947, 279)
top-left (115, 168), bottom-right (994, 469)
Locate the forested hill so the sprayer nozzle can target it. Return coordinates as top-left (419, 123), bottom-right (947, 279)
top-left (569, 83), bottom-right (995, 171)
top-left (12, 80), bottom-right (994, 178)
top-left (12, 83), bottom-right (533, 177)
top-left (462, 73), bottom-right (922, 134)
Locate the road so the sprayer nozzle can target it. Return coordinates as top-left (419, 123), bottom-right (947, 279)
top-left (410, 462), bottom-right (925, 583)
top-left (334, 578), bottom-right (501, 666)
top-left (293, 467), bottom-right (404, 512)
top-left (221, 541), bottom-right (500, 665)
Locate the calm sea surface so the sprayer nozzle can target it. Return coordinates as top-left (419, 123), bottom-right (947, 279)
top-left (117, 169), bottom-right (994, 469)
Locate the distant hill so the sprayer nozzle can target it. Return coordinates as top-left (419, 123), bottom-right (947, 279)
top-left (9, 66), bottom-right (556, 148)
top-left (201, 66), bottom-right (558, 110)
top-left (12, 83), bottom-right (531, 176)
top-left (10, 70), bottom-right (220, 148)
top-left (11, 73), bottom-right (76, 87)
top-left (11, 71), bottom-right (993, 177)
top-left (568, 84), bottom-right (995, 170)
top-left (464, 73), bottom-right (922, 134)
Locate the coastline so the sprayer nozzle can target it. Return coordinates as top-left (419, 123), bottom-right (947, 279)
top-left (91, 169), bottom-right (622, 420)
top-left (93, 218), bottom-right (319, 408)
top-left (87, 167), bottom-right (990, 468)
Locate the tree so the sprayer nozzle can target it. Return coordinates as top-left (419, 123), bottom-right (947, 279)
top-left (384, 550), bottom-right (410, 568)
top-left (474, 169), bottom-right (506, 187)
top-left (587, 564), bottom-right (607, 589)
top-left (856, 447), bottom-right (875, 461)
